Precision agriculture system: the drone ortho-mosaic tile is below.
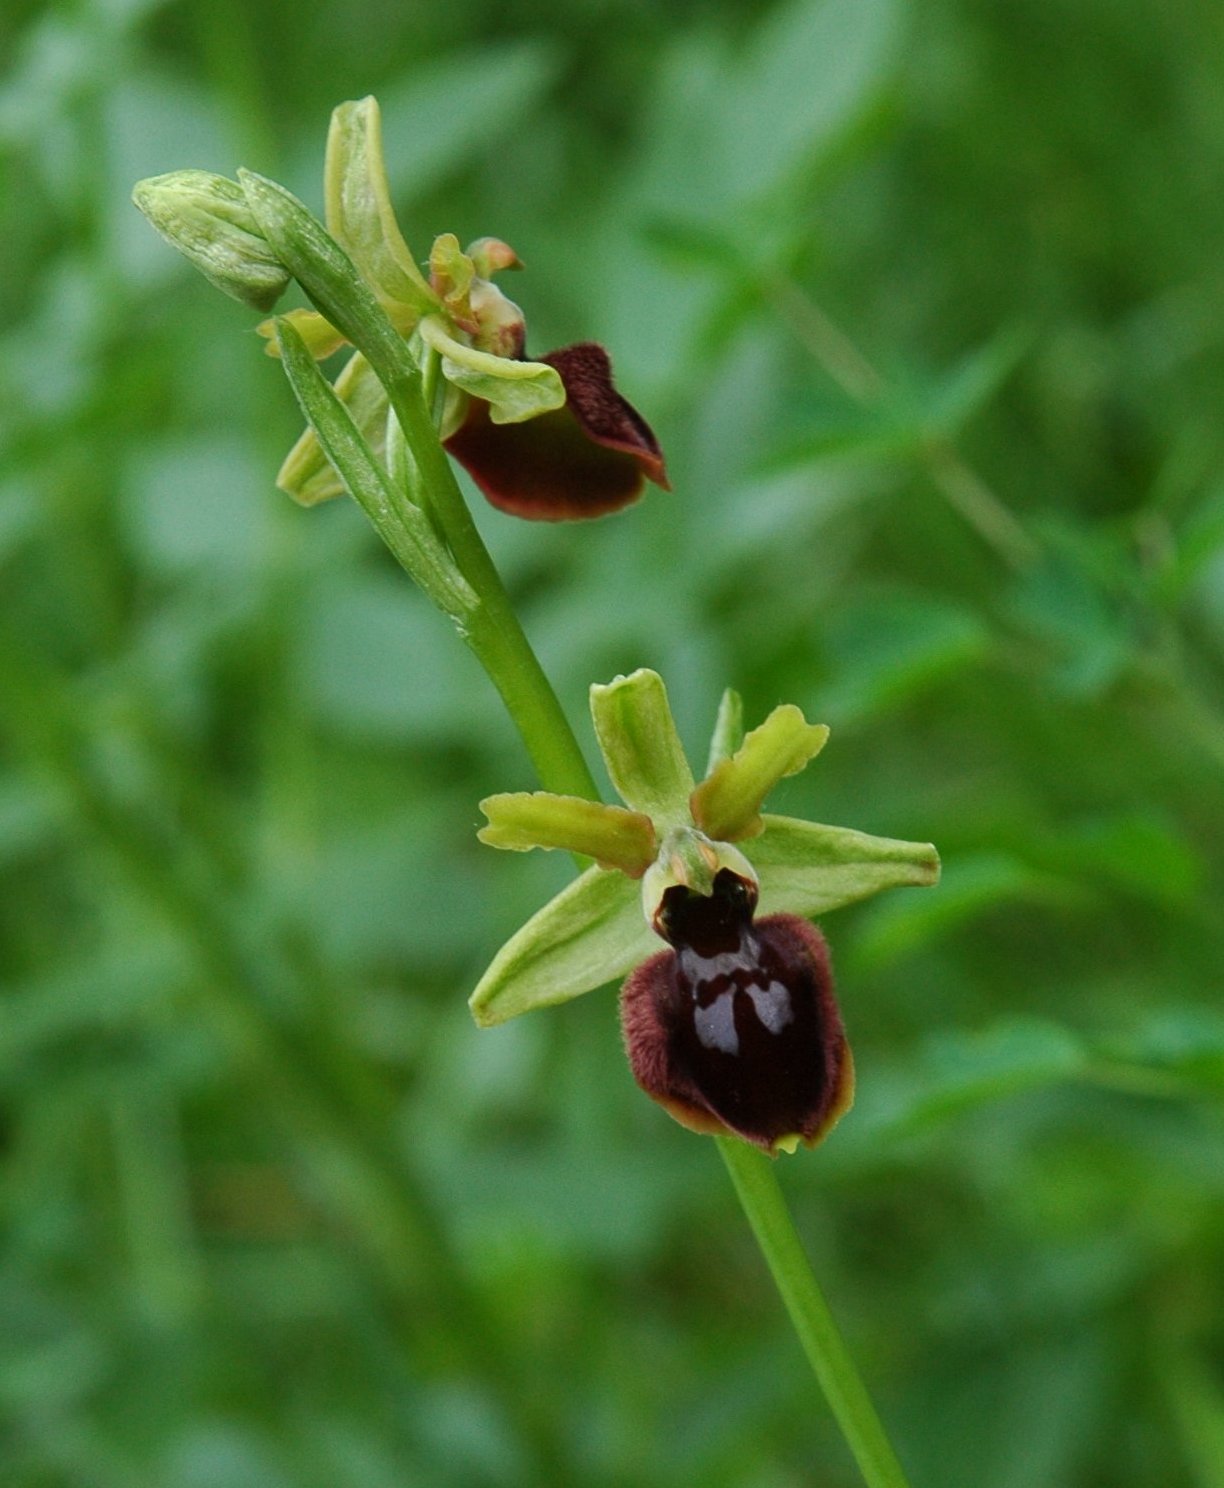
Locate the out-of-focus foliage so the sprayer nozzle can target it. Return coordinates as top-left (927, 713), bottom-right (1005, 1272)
top-left (3, 0), bottom-right (1224, 1484)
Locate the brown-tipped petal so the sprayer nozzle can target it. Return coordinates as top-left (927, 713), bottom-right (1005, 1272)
top-left (443, 341), bottom-right (669, 521)
top-left (620, 911), bottom-right (852, 1155)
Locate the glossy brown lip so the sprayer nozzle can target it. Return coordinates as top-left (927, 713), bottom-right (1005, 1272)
top-left (444, 341), bottom-right (669, 521)
top-left (621, 892), bottom-right (854, 1154)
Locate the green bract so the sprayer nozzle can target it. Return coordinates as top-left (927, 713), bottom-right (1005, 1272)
top-left (471, 670), bottom-right (939, 1026)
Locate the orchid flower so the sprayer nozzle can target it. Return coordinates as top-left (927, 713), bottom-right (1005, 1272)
top-left (473, 670), bottom-right (940, 1154)
top-left (258, 97), bottom-right (667, 518)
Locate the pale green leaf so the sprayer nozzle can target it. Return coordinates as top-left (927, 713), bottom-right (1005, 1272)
top-left (276, 352), bottom-right (390, 506)
top-left (274, 316), bottom-right (475, 623)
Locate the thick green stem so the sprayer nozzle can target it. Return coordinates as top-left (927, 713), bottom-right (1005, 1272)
top-left (717, 1137), bottom-right (913, 1488)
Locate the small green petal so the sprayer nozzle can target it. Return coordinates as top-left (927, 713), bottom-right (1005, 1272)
top-left (419, 315), bottom-right (564, 425)
top-left (478, 793), bottom-right (657, 876)
top-left (470, 867), bottom-right (656, 1027)
top-left (324, 97), bottom-right (438, 318)
top-left (747, 813), bottom-right (940, 919)
top-left (704, 687), bottom-right (745, 774)
top-left (467, 237), bottom-right (522, 277)
top-left (589, 670), bottom-right (695, 827)
top-left (428, 232), bottom-right (476, 321)
top-left (276, 352), bottom-right (389, 506)
top-left (691, 705), bottom-right (829, 842)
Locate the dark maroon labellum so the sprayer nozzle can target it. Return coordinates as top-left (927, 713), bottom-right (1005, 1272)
top-left (444, 342), bottom-right (669, 521)
top-left (621, 870), bottom-right (853, 1153)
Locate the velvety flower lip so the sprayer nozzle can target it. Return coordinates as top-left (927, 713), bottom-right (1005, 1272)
top-left (621, 894), bottom-right (854, 1153)
top-left (471, 670), bottom-right (938, 1155)
top-left (444, 342), bottom-right (670, 520)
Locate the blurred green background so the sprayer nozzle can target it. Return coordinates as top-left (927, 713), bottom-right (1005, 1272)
top-left (4, 0), bottom-right (1224, 1484)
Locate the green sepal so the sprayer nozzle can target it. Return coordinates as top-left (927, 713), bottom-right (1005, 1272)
top-left (469, 867), bottom-right (657, 1027)
top-left (479, 793), bottom-right (657, 876)
top-left (747, 814), bottom-right (940, 918)
top-left (589, 670), bottom-right (695, 827)
top-left (691, 705), bottom-right (829, 842)
top-left (276, 352), bottom-right (390, 506)
top-left (418, 315), bottom-right (564, 425)
top-left (132, 170), bottom-right (290, 311)
top-left (324, 97), bottom-right (438, 319)
top-left (273, 316), bottom-right (475, 623)
top-left (705, 687), bottom-right (745, 775)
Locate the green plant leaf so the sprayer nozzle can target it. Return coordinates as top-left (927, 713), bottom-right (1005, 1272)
top-left (716, 0), bottom-right (899, 205)
top-left (273, 315), bottom-right (474, 622)
top-left (276, 352), bottom-right (390, 506)
top-left (239, 169), bottom-right (421, 402)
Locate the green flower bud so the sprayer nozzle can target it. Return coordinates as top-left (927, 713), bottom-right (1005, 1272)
top-left (131, 170), bottom-right (290, 312)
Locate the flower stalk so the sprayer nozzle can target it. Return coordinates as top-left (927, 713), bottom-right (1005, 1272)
top-left (718, 1137), bottom-right (913, 1488)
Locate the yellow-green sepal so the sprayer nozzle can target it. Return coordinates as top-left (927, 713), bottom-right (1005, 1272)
top-left (589, 670), bottom-right (695, 828)
top-left (691, 704), bottom-right (829, 842)
top-left (469, 867), bottom-right (656, 1027)
top-left (748, 814), bottom-right (940, 918)
top-left (258, 307), bottom-right (348, 361)
top-left (478, 792), bottom-right (657, 876)
top-left (324, 96), bottom-right (438, 319)
top-left (704, 687), bottom-right (745, 774)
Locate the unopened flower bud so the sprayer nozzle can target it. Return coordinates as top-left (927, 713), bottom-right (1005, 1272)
top-left (132, 170), bottom-right (290, 311)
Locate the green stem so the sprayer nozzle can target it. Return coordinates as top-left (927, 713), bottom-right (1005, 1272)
top-left (717, 1137), bottom-right (913, 1488)
top-left (382, 363), bottom-right (599, 800)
